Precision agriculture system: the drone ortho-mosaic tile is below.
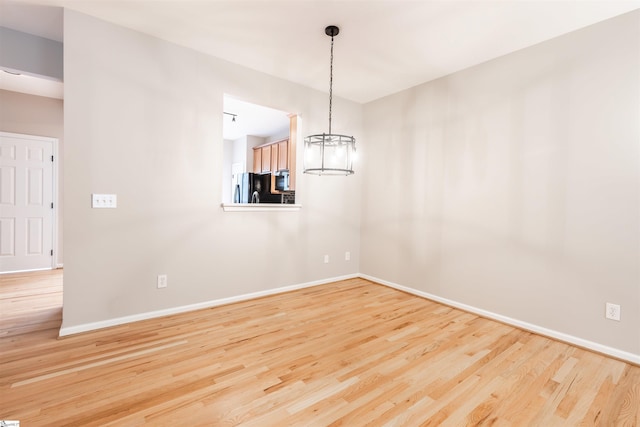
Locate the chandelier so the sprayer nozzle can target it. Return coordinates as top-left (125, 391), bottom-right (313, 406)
top-left (303, 25), bottom-right (356, 176)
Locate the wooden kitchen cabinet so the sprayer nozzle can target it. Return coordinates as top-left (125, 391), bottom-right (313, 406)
top-left (261, 145), bottom-right (271, 173)
top-left (277, 140), bottom-right (288, 171)
top-left (253, 148), bottom-right (262, 173)
top-left (252, 139), bottom-right (289, 174)
top-left (271, 144), bottom-right (279, 171)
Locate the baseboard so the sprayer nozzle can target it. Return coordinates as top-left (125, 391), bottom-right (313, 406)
top-left (58, 273), bottom-right (359, 337)
top-left (57, 272), bottom-right (640, 365)
top-left (359, 274), bottom-right (640, 366)
top-left (1, 267), bottom-right (52, 275)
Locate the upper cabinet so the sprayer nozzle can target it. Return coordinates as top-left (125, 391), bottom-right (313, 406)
top-left (253, 138), bottom-right (289, 174)
top-left (261, 145), bottom-right (271, 173)
top-left (253, 147), bottom-right (262, 174)
top-left (277, 140), bottom-right (288, 171)
top-left (271, 144), bottom-right (279, 171)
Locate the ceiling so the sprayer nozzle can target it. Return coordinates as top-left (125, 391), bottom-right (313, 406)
top-left (223, 95), bottom-right (290, 141)
top-left (0, 69), bottom-right (63, 98)
top-left (0, 0), bottom-right (639, 103)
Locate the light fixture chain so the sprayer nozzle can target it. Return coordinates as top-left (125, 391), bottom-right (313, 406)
top-left (329, 34), bottom-right (334, 135)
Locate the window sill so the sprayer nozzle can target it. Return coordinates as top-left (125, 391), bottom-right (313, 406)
top-left (221, 203), bottom-right (302, 212)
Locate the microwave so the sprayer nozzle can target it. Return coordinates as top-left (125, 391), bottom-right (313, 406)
top-left (273, 169), bottom-right (290, 192)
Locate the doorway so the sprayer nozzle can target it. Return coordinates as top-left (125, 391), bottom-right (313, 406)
top-left (0, 132), bottom-right (58, 273)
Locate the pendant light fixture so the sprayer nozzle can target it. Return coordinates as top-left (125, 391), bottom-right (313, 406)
top-left (304, 25), bottom-right (356, 176)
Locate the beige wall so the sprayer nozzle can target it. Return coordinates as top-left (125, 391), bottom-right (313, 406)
top-left (361, 11), bottom-right (640, 355)
top-left (0, 89), bottom-right (64, 264)
top-left (62, 10), bottom-right (362, 329)
top-left (62, 8), bottom-right (639, 358)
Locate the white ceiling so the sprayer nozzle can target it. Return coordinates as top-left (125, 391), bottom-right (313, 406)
top-left (0, 0), bottom-right (639, 103)
top-left (0, 69), bottom-right (63, 98)
top-left (223, 95), bottom-right (290, 141)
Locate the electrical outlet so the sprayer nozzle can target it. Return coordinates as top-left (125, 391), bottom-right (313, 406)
top-left (605, 303), bottom-right (620, 321)
top-left (345, 251), bottom-right (351, 261)
top-left (324, 255), bottom-right (329, 264)
top-left (157, 274), bottom-right (168, 289)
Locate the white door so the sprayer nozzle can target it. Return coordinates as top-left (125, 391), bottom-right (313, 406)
top-left (0, 133), bottom-right (55, 273)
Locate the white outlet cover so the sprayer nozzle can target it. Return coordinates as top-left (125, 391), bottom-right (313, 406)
top-left (605, 303), bottom-right (621, 321)
top-left (157, 274), bottom-right (168, 289)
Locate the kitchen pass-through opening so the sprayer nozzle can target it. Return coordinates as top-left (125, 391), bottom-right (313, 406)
top-left (221, 95), bottom-right (297, 207)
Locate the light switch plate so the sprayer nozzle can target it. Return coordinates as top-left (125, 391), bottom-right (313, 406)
top-left (92, 194), bottom-right (117, 208)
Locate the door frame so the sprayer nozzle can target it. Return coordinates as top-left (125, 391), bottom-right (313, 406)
top-left (0, 131), bottom-right (59, 272)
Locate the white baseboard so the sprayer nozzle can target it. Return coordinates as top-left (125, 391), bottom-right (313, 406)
top-left (58, 273), bottom-right (359, 337)
top-left (57, 272), bottom-right (640, 365)
top-left (1, 267), bottom-right (52, 275)
top-left (359, 274), bottom-right (640, 366)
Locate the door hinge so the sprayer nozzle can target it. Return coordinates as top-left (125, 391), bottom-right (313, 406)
top-left (51, 202), bottom-right (54, 209)
top-left (50, 249), bottom-right (53, 256)
top-left (51, 155), bottom-right (54, 162)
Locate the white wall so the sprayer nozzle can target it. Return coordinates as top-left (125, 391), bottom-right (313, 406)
top-left (361, 11), bottom-right (640, 356)
top-left (266, 130), bottom-right (290, 145)
top-left (63, 10), bottom-right (362, 329)
top-left (246, 135), bottom-right (266, 171)
top-left (221, 139), bottom-right (233, 203)
top-left (0, 89), bottom-right (64, 264)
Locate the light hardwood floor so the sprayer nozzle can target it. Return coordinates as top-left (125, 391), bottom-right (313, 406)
top-left (0, 269), bottom-right (63, 338)
top-left (1, 270), bottom-right (638, 426)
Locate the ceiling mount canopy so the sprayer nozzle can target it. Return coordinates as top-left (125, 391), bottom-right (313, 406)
top-left (325, 25), bottom-right (339, 37)
top-left (303, 25), bottom-right (356, 176)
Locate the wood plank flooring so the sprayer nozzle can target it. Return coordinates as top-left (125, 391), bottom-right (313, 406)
top-left (1, 270), bottom-right (638, 426)
top-left (0, 269), bottom-right (63, 338)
